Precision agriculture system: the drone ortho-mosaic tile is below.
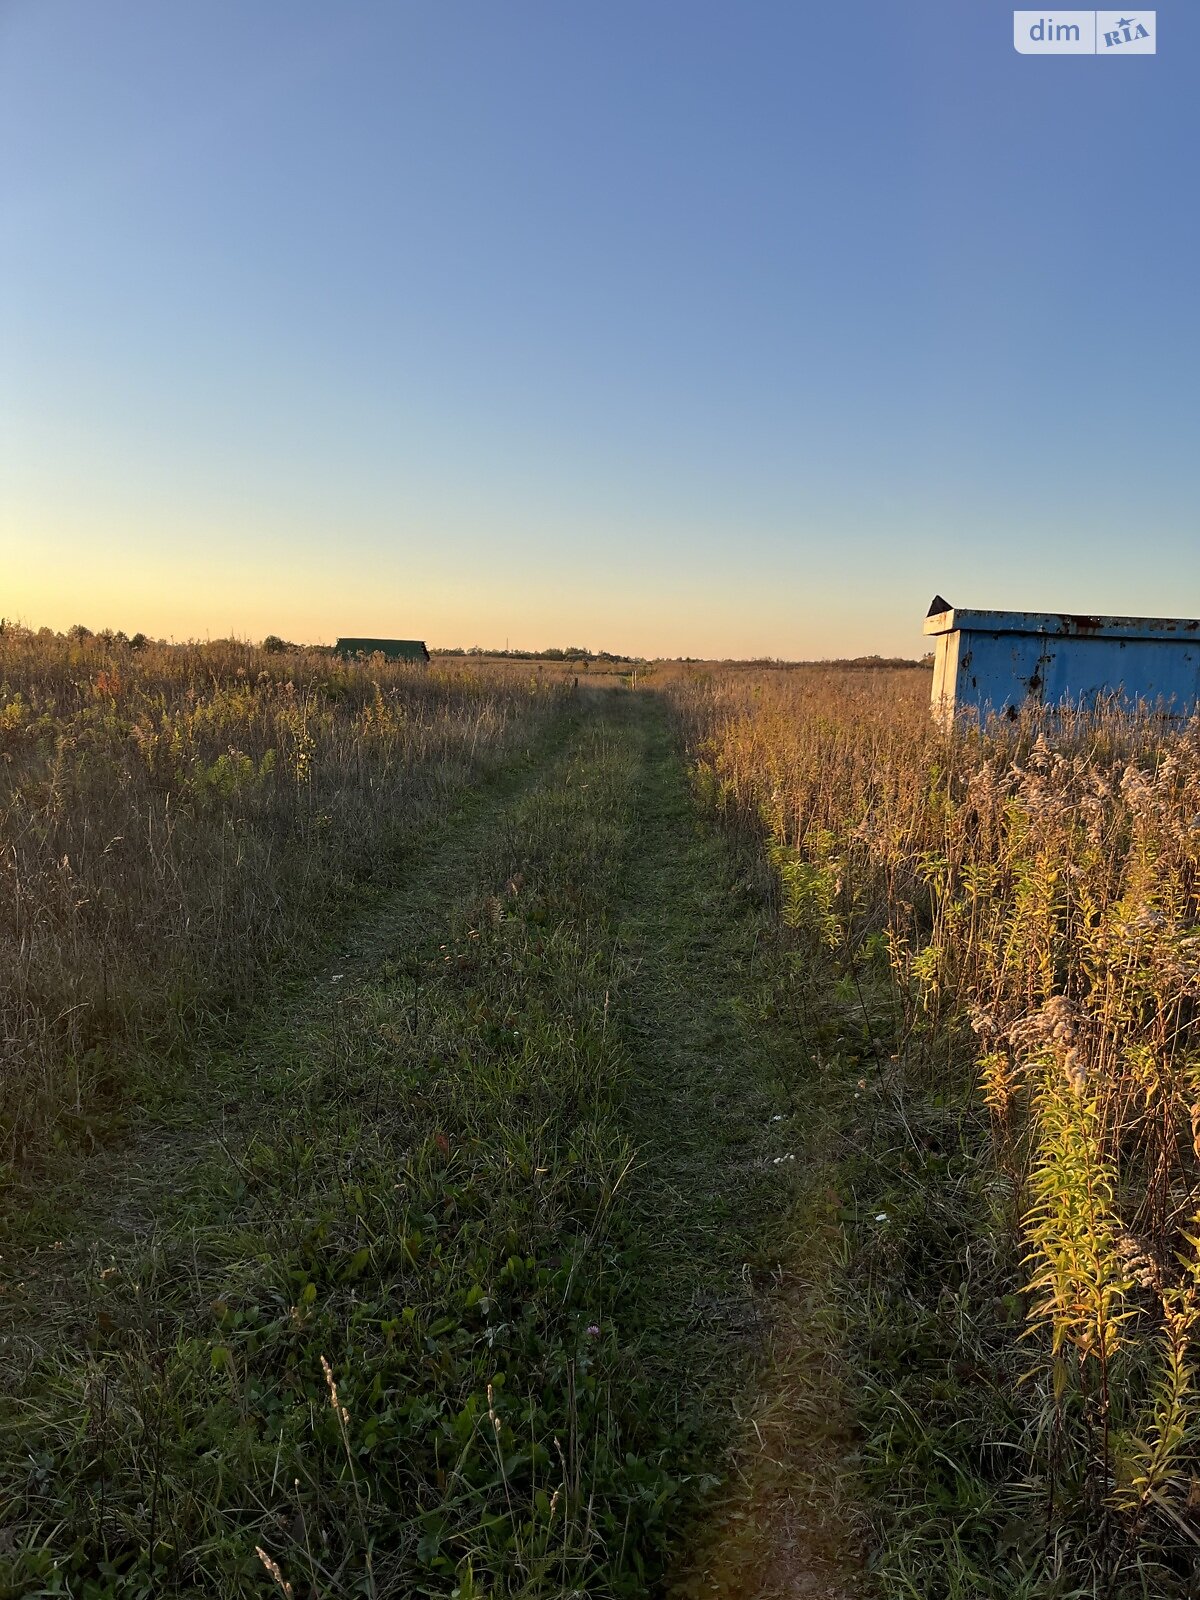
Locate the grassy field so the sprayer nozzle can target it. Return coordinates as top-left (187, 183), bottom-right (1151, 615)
top-left (6, 631), bottom-right (1200, 1597)
top-left (0, 635), bottom-right (860, 1598)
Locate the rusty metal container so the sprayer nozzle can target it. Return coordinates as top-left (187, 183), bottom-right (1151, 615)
top-left (924, 598), bottom-right (1200, 722)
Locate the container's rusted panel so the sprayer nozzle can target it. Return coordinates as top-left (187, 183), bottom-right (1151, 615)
top-left (926, 606), bottom-right (1200, 642)
top-left (924, 600), bottom-right (1200, 721)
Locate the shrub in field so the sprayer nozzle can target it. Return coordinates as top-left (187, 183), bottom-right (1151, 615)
top-left (670, 666), bottom-right (1200, 1591)
top-left (0, 627), bottom-right (564, 1164)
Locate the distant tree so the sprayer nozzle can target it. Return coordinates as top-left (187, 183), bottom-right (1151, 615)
top-left (129, 632), bottom-right (148, 651)
top-left (262, 635), bottom-right (287, 654)
top-left (67, 623), bottom-right (92, 641)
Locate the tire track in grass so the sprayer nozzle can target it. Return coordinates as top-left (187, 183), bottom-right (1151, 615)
top-left (611, 691), bottom-right (864, 1598)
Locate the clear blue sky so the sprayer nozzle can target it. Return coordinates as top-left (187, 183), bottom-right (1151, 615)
top-left (2, 1), bottom-right (1196, 656)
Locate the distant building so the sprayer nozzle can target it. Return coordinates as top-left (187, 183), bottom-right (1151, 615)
top-left (334, 637), bottom-right (430, 664)
top-left (924, 596), bottom-right (1200, 722)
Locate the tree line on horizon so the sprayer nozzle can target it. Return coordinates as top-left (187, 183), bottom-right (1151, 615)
top-left (0, 620), bottom-right (931, 669)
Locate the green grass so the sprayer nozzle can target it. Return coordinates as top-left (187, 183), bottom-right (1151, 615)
top-left (0, 691), bottom-right (860, 1598)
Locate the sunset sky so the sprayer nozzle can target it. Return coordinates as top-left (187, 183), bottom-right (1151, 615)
top-left (3, 1), bottom-right (1197, 657)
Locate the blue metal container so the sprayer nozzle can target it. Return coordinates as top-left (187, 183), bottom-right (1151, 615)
top-left (924, 598), bottom-right (1200, 722)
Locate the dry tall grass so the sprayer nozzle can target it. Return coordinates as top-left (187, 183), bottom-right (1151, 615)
top-left (0, 627), bottom-right (564, 1164)
top-left (669, 664), bottom-right (1200, 1580)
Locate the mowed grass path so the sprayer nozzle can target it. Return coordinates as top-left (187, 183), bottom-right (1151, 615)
top-left (1, 691), bottom-right (860, 1599)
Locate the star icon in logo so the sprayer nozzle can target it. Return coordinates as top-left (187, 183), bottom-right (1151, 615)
top-left (1115, 16), bottom-right (1136, 26)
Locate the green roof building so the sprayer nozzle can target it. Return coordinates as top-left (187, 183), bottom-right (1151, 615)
top-left (334, 637), bottom-right (430, 663)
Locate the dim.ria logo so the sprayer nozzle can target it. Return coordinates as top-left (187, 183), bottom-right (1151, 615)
top-left (1013, 11), bottom-right (1156, 53)
top-left (1101, 13), bottom-right (1152, 46)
